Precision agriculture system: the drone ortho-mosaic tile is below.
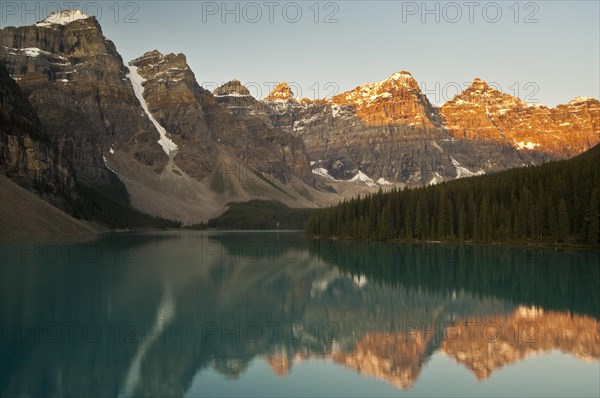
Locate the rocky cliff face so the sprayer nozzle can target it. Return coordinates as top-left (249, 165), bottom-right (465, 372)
top-left (128, 50), bottom-right (216, 180)
top-left (0, 63), bottom-right (73, 207)
top-left (131, 50), bottom-right (314, 186)
top-left (441, 79), bottom-right (600, 158)
top-left (205, 82), bottom-right (314, 186)
top-left (0, 10), bottom-right (167, 188)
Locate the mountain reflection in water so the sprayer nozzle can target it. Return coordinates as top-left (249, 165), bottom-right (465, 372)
top-left (0, 232), bottom-right (598, 397)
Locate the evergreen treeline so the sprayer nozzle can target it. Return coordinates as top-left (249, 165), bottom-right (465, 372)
top-left (188, 200), bottom-right (317, 230)
top-left (306, 145), bottom-right (600, 246)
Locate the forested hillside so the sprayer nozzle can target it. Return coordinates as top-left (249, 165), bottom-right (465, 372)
top-left (306, 145), bottom-right (600, 246)
top-left (188, 200), bottom-right (317, 230)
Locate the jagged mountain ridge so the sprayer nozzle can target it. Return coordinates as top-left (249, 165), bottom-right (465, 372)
top-left (441, 78), bottom-right (600, 157)
top-left (215, 76), bottom-right (544, 185)
top-left (0, 11), bottom-right (335, 224)
top-left (214, 70), bottom-right (598, 186)
top-left (1, 9), bottom-right (598, 225)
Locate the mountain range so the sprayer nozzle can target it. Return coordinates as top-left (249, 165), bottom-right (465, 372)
top-left (1, 10), bottom-right (598, 229)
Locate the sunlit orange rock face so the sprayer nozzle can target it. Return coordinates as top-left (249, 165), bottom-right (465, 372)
top-left (441, 79), bottom-right (600, 158)
top-left (442, 307), bottom-right (600, 380)
top-left (262, 73), bottom-right (598, 164)
top-left (332, 332), bottom-right (430, 389)
top-left (265, 82), bottom-right (296, 101)
top-left (332, 71), bottom-right (441, 128)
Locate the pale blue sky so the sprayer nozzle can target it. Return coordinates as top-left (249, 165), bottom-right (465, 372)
top-left (2, 1), bottom-right (599, 106)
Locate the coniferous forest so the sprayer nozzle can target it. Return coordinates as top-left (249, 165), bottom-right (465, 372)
top-left (305, 145), bottom-right (600, 247)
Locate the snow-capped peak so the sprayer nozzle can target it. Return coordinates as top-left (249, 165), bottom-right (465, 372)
top-left (334, 71), bottom-right (419, 107)
top-left (36, 10), bottom-right (90, 26)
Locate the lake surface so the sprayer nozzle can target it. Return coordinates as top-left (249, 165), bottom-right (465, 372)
top-left (1, 232), bottom-right (598, 397)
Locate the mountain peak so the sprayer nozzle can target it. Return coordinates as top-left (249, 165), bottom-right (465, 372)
top-left (36, 10), bottom-right (90, 27)
top-left (373, 71), bottom-right (419, 90)
top-left (214, 80), bottom-right (252, 97)
top-left (568, 96), bottom-right (598, 105)
top-left (130, 50), bottom-right (188, 70)
top-left (470, 77), bottom-right (492, 90)
top-left (445, 77), bottom-right (520, 108)
top-left (389, 71), bottom-right (415, 81)
top-left (146, 49), bottom-right (164, 57)
top-left (329, 70), bottom-right (440, 128)
top-left (266, 82), bottom-right (294, 101)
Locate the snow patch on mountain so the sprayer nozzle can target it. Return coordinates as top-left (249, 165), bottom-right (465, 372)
top-left (377, 177), bottom-right (393, 186)
top-left (516, 141), bottom-right (539, 150)
top-left (293, 114), bottom-right (321, 131)
top-left (428, 173), bottom-right (443, 186)
top-left (451, 158), bottom-right (485, 178)
top-left (214, 92), bottom-right (251, 98)
top-left (312, 168), bottom-right (337, 181)
top-left (127, 64), bottom-right (178, 156)
top-left (349, 170), bottom-right (379, 188)
top-left (36, 10), bottom-right (89, 27)
top-left (23, 48), bottom-right (42, 57)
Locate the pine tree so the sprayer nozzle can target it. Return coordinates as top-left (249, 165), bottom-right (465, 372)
top-left (557, 199), bottom-right (570, 242)
top-left (415, 201), bottom-right (423, 240)
top-left (458, 203), bottom-right (466, 242)
top-left (587, 188), bottom-right (599, 245)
